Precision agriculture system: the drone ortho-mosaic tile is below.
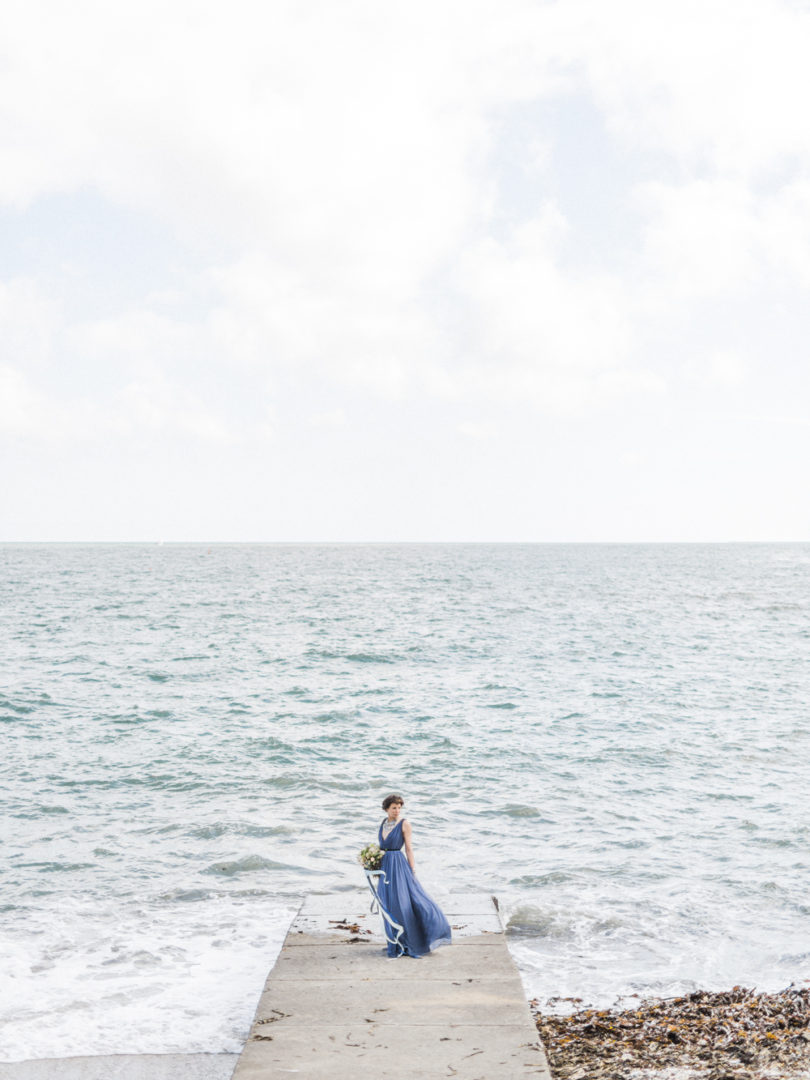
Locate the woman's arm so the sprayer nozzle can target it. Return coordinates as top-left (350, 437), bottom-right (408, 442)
top-left (402, 819), bottom-right (416, 873)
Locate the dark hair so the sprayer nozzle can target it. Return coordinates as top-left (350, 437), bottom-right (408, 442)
top-left (382, 793), bottom-right (404, 811)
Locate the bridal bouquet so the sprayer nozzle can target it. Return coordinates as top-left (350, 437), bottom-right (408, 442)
top-left (357, 843), bottom-right (383, 870)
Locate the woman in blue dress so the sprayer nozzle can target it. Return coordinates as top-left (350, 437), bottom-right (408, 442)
top-left (376, 793), bottom-right (452, 958)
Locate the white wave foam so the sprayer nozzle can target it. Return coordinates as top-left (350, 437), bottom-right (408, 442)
top-left (0, 896), bottom-right (296, 1062)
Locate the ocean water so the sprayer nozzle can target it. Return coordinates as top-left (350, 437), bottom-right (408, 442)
top-left (1, 542), bottom-right (809, 1062)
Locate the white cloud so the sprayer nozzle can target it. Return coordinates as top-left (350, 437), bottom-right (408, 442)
top-left (0, 2), bottom-right (560, 279)
top-left (683, 349), bottom-right (748, 389)
top-left (636, 181), bottom-right (759, 300)
top-left (0, 358), bottom-right (237, 446)
top-left (0, 286), bottom-right (239, 445)
top-left (569, 0), bottom-right (810, 177)
top-left (0, 277), bottom-right (62, 367)
top-left (115, 376), bottom-right (233, 443)
top-left (0, 364), bottom-right (63, 439)
top-left (759, 181), bottom-right (810, 287)
top-left (308, 409), bottom-right (347, 429)
top-left (451, 206), bottom-right (665, 414)
top-left (632, 175), bottom-right (810, 308)
top-left (457, 420), bottom-right (497, 440)
top-left (3, 1), bottom-right (810, 379)
top-left (206, 253), bottom-right (434, 399)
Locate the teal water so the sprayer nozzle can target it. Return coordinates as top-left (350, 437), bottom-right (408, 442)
top-left (1, 543), bottom-right (809, 1059)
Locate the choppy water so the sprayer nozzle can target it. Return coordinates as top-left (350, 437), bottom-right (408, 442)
top-left (1, 543), bottom-right (809, 1062)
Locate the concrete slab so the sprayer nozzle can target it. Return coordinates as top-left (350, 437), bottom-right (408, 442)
top-left (270, 942), bottom-right (519, 980)
top-left (298, 893), bottom-right (378, 917)
top-left (283, 929), bottom-right (503, 947)
top-left (290, 911), bottom-right (503, 938)
top-left (447, 914), bottom-right (504, 935)
top-left (300, 892), bottom-right (500, 917)
top-left (283, 928), bottom-right (381, 946)
top-left (234, 1025), bottom-right (548, 1080)
top-left (255, 978), bottom-right (529, 1027)
top-left (231, 893), bottom-right (551, 1079)
top-left (289, 910), bottom-right (379, 938)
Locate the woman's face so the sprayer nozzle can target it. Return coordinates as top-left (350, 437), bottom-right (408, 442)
top-left (387, 800), bottom-right (403, 819)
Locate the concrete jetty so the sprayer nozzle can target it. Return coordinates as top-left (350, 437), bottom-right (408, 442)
top-left (231, 892), bottom-right (551, 1080)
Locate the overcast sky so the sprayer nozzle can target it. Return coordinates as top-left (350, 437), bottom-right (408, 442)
top-left (2, 0), bottom-right (809, 541)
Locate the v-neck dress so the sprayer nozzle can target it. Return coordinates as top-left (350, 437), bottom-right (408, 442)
top-left (377, 817), bottom-right (452, 958)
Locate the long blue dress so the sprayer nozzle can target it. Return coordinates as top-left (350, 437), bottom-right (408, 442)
top-left (377, 818), bottom-right (452, 958)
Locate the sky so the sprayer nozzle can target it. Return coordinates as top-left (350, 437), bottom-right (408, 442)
top-left (1, 0), bottom-right (809, 542)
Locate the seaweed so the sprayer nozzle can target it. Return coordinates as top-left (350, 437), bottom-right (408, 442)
top-left (531, 986), bottom-right (810, 1079)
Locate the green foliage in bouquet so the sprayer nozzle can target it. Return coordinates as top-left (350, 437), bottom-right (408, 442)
top-left (358, 842), bottom-right (383, 871)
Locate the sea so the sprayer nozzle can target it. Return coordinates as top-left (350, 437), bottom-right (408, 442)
top-left (1, 542), bottom-right (808, 1063)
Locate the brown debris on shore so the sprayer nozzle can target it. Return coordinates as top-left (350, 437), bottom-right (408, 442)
top-left (531, 986), bottom-right (810, 1079)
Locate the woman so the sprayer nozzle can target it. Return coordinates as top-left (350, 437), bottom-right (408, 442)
top-left (376, 793), bottom-right (452, 958)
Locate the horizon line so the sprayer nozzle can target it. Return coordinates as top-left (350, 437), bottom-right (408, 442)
top-left (1, 538), bottom-right (807, 546)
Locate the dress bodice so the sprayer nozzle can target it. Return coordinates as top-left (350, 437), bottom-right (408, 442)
top-left (379, 818), bottom-right (404, 851)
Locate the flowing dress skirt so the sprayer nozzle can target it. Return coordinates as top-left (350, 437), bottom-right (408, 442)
top-left (377, 825), bottom-right (451, 958)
